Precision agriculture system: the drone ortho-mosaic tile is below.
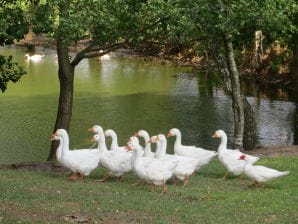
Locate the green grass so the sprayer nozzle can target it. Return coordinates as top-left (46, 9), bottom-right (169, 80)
top-left (0, 157), bottom-right (297, 224)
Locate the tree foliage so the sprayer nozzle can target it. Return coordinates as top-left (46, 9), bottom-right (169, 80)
top-left (161, 0), bottom-right (297, 59)
top-left (0, 0), bottom-right (27, 92)
top-left (0, 56), bottom-right (26, 92)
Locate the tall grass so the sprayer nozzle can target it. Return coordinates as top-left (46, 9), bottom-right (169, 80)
top-left (0, 157), bottom-right (297, 223)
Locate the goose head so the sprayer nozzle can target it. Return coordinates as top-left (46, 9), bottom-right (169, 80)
top-left (104, 129), bottom-right (115, 137)
top-left (125, 141), bottom-right (142, 154)
top-left (167, 128), bottom-right (179, 137)
top-left (148, 135), bottom-right (159, 144)
top-left (212, 129), bottom-right (226, 139)
top-left (51, 129), bottom-right (67, 140)
top-left (135, 130), bottom-right (149, 137)
top-left (88, 125), bottom-right (103, 133)
top-left (90, 134), bottom-right (100, 142)
top-left (238, 154), bottom-right (259, 164)
top-left (158, 134), bottom-right (166, 142)
top-left (128, 136), bottom-right (140, 145)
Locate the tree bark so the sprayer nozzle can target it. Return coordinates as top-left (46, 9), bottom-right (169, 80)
top-left (47, 37), bottom-right (74, 161)
top-left (223, 34), bottom-right (244, 149)
top-left (290, 43), bottom-right (298, 87)
top-left (209, 44), bottom-right (232, 92)
top-left (243, 97), bottom-right (257, 150)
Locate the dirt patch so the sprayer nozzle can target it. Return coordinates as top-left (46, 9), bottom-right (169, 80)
top-left (0, 161), bottom-right (70, 172)
top-left (247, 145), bottom-right (298, 158)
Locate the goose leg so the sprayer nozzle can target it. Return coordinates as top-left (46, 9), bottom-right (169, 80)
top-left (77, 173), bottom-right (84, 182)
top-left (151, 184), bottom-right (157, 193)
top-left (238, 174), bottom-right (244, 179)
top-left (218, 172), bottom-right (229, 180)
top-left (183, 176), bottom-right (189, 187)
top-left (251, 181), bottom-right (261, 187)
top-left (96, 172), bottom-right (112, 182)
top-left (69, 172), bottom-right (79, 181)
top-left (162, 181), bottom-right (167, 194)
top-left (173, 176), bottom-right (178, 185)
top-left (131, 179), bottom-right (143, 186)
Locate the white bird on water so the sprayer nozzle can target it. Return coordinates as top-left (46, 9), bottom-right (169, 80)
top-left (24, 53), bottom-right (45, 62)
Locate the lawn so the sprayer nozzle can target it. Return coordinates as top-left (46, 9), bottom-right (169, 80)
top-left (0, 157), bottom-right (297, 224)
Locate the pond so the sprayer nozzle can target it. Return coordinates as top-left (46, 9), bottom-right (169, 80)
top-left (0, 46), bottom-right (297, 164)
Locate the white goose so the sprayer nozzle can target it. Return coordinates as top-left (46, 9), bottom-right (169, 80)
top-left (150, 134), bottom-right (197, 186)
top-left (167, 128), bottom-right (217, 170)
top-left (104, 129), bottom-right (126, 152)
top-left (126, 140), bottom-right (177, 193)
top-left (50, 129), bottom-right (100, 180)
top-left (24, 53), bottom-right (45, 62)
top-left (135, 130), bottom-right (155, 158)
top-left (99, 50), bottom-right (111, 60)
top-left (212, 129), bottom-right (260, 179)
top-left (89, 126), bottom-right (132, 181)
top-left (239, 154), bottom-right (289, 186)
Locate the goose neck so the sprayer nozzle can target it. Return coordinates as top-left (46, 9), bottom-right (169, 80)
top-left (55, 137), bottom-right (64, 162)
top-left (154, 141), bottom-right (162, 158)
top-left (144, 144), bottom-right (152, 157)
top-left (218, 135), bottom-right (228, 153)
top-left (110, 135), bottom-right (119, 150)
top-left (142, 133), bottom-right (150, 142)
top-left (160, 139), bottom-right (167, 155)
top-left (132, 148), bottom-right (143, 168)
top-left (61, 133), bottom-right (70, 158)
top-left (97, 133), bottom-right (108, 152)
top-left (173, 132), bottom-right (182, 149)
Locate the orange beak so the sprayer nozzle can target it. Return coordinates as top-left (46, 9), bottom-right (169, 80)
top-left (167, 132), bottom-right (172, 138)
top-left (125, 145), bottom-right (132, 151)
top-left (90, 136), bottom-right (96, 142)
top-left (50, 133), bottom-right (57, 140)
top-left (212, 133), bottom-right (219, 138)
top-left (88, 127), bottom-right (94, 132)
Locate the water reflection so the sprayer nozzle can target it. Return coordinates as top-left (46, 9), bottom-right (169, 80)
top-left (249, 99), bottom-right (296, 146)
top-left (0, 45), bottom-right (297, 164)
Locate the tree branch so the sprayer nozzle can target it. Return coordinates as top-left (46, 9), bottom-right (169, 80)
top-left (70, 41), bottom-right (126, 66)
top-left (70, 15), bottom-right (170, 67)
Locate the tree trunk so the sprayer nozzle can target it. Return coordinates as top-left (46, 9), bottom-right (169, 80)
top-left (209, 44), bottom-right (232, 92)
top-left (243, 97), bottom-right (257, 150)
top-left (252, 30), bottom-right (264, 73)
top-left (47, 37), bottom-right (74, 161)
top-left (223, 34), bottom-right (244, 149)
top-left (290, 43), bottom-right (298, 87)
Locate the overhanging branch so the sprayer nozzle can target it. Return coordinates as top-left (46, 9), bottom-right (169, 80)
top-left (70, 15), bottom-right (170, 67)
top-left (70, 41), bottom-right (126, 66)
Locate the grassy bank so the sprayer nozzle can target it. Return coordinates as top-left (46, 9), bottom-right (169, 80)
top-left (0, 157), bottom-right (297, 224)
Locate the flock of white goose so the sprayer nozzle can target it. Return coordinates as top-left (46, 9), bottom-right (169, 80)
top-left (50, 126), bottom-right (289, 193)
top-left (24, 52), bottom-right (110, 63)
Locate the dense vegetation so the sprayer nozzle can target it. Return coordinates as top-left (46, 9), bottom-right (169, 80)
top-left (0, 1), bottom-right (27, 92)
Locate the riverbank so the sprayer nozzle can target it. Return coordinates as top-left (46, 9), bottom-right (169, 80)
top-left (250, 145), bottom-right (298, 158)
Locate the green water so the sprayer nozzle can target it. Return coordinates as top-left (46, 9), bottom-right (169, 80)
top-left (0, 46), bottom-right (297, 164)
